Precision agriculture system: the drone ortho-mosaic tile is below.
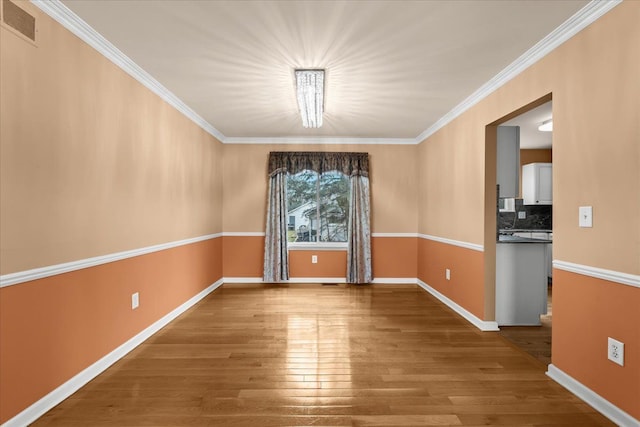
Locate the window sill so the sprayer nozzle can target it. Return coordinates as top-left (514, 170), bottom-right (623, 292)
top-left (288, 243), bottom-right (347, 251)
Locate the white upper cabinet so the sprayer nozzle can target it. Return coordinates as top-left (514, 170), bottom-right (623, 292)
top-left (497, 126), bottom-right (520, 198)
top-left (523, 162), bottom-right (552, 204)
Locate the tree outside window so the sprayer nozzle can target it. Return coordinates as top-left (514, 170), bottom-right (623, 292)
top-left (286, 170), bottom-right (349, 243)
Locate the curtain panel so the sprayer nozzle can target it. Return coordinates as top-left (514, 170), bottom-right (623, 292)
top-left (263, 151), bottom-right (372, 284)
top-left (263, 171), bottom-right (289, 282)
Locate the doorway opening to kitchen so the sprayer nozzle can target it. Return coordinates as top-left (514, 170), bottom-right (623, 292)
top-left (488, 94), bottom-right (554, 365)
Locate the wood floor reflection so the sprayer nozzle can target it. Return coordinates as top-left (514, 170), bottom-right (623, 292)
top-left (34, 284), bottom-right (612, 426)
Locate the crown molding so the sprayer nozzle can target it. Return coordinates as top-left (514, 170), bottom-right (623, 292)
top-left (30, 0), bottom-right (226, 143)
top-left (31, 0), bottom-right (619, 146)
top-left (222, 137), bottom-right (418, 145)
top-left (415, 0), bottom-right (622, 143)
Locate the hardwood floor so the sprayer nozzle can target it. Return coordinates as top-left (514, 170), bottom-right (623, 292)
top-left (498, 284), bottom-right (552, 365)
top-left (34, 284), bottom-right (612, 426)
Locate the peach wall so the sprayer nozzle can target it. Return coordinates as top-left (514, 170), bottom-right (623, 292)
top-left (417, 1), bottom-right (639, 418)
top-left (222, 236), bottom-right (417, 280)
top-left (0, 3), bottom-right (225, 424)
top-left (222, 236), bottom-right (266, 278)
top-left (417, 237), bottom-right (485, 320)
top-left (0, 238), bottom-right (222, 423)
top-left (553, 270), bottom-right (640, 419)
top-left (222, 144), bottom-right (418, 234)
top-left (0, 2), bottom-right (223, 275)
top-left (289, 251), bottom-right (347, 278)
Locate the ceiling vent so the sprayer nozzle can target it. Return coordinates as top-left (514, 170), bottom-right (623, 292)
top-left (2, 0), bottom-right (36, 41)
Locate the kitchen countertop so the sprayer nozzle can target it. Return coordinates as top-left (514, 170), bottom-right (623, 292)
top-left (497, 235), bottom-right (552, 244)
top-left (499, 229), bottom-right (552, 233)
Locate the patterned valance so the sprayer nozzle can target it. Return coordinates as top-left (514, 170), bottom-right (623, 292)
top-left (268, 151), bottom-right (369, 177)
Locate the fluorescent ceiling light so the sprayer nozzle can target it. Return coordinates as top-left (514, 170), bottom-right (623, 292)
top-left (295, 69), bottom-right (324, 128)
top-left (538, 119), bottom-right (553, 132)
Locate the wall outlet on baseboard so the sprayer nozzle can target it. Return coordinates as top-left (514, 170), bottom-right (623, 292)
top-left (311, 255), bottom-right (318, 264)
top-left (131, 292), bottom-right (139, 310)
top-left (445, 269), bottom-right (451, 281)
top-left (607, 337), bottom-right (624, 366)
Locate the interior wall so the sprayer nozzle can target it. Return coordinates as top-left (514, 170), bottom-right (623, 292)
top-left (0, 2), bottom-right (224, 423)
top-left (222, 143), bottom-right (419, 279)
top-left (0, 2), bottom-right (223, 275)
top-left (417, 1), bottom-right (639, 418)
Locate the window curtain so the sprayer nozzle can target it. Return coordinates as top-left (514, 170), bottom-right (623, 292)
top-left (347, 170), bottom-right (372, 284)
top-left (263, 169), bottom-right (289, 282)
top-left (264, 152), bottom-right (372, 283)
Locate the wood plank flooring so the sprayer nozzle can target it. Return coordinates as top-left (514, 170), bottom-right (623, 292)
top-left (498, 285), bottom-right (552, 365)
top-left (33, 284), bottom-right (613, 426)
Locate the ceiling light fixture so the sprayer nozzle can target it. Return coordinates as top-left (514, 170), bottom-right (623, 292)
top-left (295, 69), bottom-right (324, 128)
top-left (538, 119), bottom-right (553, 132)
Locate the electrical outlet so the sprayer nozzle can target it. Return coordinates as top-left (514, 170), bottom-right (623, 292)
top-left (445, 269), bottom-right (451, 281)
top-left (607, 337), bottom-right (624, 366)
top-left (311, 255), bottom-right (318, 264)
top-left (131, 292), bottom-right (139, 310)
top-left (518, 211), bottom-right (526, 219)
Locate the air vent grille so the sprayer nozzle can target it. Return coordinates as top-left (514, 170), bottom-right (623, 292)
top-left (2, 0), bottom-right (35, 41)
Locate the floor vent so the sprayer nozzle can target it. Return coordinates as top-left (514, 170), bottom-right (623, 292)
top-left (2, 0), bottom-right (36, 41)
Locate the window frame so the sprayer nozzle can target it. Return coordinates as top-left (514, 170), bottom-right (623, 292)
top-left (286, 169), bottom-right (349, 250)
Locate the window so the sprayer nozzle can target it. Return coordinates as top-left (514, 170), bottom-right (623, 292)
top-left (286, 170), bottom-right (349, 243)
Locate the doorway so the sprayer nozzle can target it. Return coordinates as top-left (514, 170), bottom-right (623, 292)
top-left (491, 98), bottom-right (554, 365)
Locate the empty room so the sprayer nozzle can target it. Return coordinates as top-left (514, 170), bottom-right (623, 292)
top-left (1, 0), bottom-right (638, 426)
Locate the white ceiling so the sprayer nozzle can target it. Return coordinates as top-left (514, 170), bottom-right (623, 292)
top-left (60, 0), bottom-right (587, 141)
top-left (502, 101), bottom-right (553, 149)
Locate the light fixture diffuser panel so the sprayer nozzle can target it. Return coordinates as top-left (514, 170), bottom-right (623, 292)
top-left (295, 69), bottom-right (324, 128)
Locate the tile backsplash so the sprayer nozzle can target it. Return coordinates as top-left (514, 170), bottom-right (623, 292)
top-left (498, 199), bottom-right (552, 230)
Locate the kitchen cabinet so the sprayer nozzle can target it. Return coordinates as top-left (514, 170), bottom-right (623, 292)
top-left (513, 231), bottom-right (553, 280)
top-left (496, 241), bottom-right (547, 326)
top-left (497, 126), bottom-right (520, 198)
top-left (523, 162), bottom-right (552, 205)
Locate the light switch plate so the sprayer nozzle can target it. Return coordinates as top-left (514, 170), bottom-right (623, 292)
top-left (131, 292), bottom-right (139, 310)
top-left (579, 206), bottom-right (593, 228)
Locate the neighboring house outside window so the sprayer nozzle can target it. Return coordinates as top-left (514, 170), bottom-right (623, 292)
top-left (286, 170), bottom-right (349, 244)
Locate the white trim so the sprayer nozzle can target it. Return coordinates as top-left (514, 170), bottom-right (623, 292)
top-left (554, 260), bottom-right (640, 289)
top-left (371, 277), bottom-right (418, 285)
top-left (223, 277), bottom-right (419, 285)
top-left (222, 137), bottom-right (418, 145)
top-left (222, 277), bottom-right (265, 284)
top-left (0, 233), bottom-right (222, 288)
top-left (288, 242), bottom-right (347, 251)
top-left (371, 233), bottom-right (419, 238)
top-left (29, 0), bottom-right (620, 147)
top-left (1, 279), bottom-right (223, 427)
top-left (417, 279), bottom-right (499, 332)
top-left (546, 364), bottom-right (639, 427)
top-left (29, 0), bottom-right (225, 142)
top-left (221, 232), bottom-right (266, 237)
top-left (414, 0), bottom-right (622, 143)
top-left (418, 234), bottom-right (484, 252)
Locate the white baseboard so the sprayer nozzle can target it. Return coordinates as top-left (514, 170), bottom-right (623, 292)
top-left (222, 277), bottom-right (418, 285)
top-left (417, 279), bottom-right (499, 331)
top-left (2, 279), bottom-right (224, 427)
top-left (546, 364), bottom-right (639, 427)
top-left (371, 277), bottom-right (418, 284)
